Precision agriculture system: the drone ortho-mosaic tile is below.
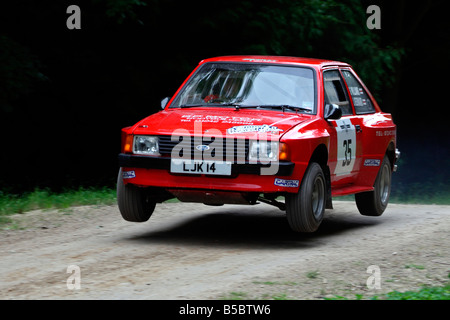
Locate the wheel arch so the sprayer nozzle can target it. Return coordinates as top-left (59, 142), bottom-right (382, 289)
top-left (386, 140), bottom-right (396, 172)
top-left (309, 143), bottom-right (333, 209)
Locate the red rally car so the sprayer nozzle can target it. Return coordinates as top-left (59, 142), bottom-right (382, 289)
top-left (117, 55), bottom-right (400, 233)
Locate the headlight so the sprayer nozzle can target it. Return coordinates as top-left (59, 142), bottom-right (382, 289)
top-left (133, 136), bottom-right (160, 155)
top-left (249, 140), bottom-right (279, 162)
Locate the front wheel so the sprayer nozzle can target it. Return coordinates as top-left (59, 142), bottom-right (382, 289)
top-left (117, 168), bottom-right (156, 222)
top-left (355, 155), bottom-right (392, 216)
top-left (286, 162), bottom-right (326, 233)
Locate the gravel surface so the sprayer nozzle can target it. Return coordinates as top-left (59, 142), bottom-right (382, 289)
top-left (1, 201), bottom-right (449, 299)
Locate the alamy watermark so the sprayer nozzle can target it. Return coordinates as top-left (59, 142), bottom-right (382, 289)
top-left (68, 5), bottom-right (380, 31)
top-left (366, 265), bottom-right (381, 290)
top-left (169, 121), bottom-right (281, 176)
top-left (66, 5), bottom-right (81, 30)
top-left (67, 265), bottom-right (81, 290)
top-left (366, 5), bottom-right (381, 30)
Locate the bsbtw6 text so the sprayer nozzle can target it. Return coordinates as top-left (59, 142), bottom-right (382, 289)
top-left (224, 304), bottom-right (271, 315)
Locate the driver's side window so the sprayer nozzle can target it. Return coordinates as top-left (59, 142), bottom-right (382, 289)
top-left (323, 70), bottom-right (353, 116)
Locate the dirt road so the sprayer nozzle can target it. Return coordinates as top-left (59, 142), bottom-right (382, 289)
top-left (1, 201), bottom-right (449, 299)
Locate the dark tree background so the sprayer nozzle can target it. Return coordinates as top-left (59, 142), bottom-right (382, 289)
top-left (0, 0), bottom-right (449, 199)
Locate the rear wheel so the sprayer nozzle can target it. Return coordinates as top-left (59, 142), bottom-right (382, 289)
top-left (355, 155), bottom-right (391, 216)
top-left (286, 162), bottom-right (326, 232)
top-left (117, 168), bottom-right (156, 222)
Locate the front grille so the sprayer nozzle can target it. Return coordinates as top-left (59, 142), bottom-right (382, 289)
top-left (158, 135), bottom-right (249, 162)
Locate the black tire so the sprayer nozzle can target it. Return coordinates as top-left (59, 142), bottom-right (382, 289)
top-left (355, 155), bottom-right (391, 216)
top-left (117, 168), bottom-right (156, 222)
top-left (286, 162), bottom-right (326, 232)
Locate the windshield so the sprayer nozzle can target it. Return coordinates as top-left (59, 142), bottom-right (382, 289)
top-left (170, 63), bottom-right (316, 113)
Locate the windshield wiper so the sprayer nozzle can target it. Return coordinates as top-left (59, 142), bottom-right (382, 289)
top-left (235, 104), bottom-right (313, 113)
top-left (177, 102), bottom-right (241, 108)
top-left (176, 104), bottom-right (209, 108)
top-left (176, 103), bottom-right (312, 113)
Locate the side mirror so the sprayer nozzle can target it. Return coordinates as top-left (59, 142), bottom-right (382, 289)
top-left (161, 97), bottom-right (171, 109)
top-left (324, 104), bottom-right (342, 120)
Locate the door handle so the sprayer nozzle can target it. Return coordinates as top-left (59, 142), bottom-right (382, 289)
top-left (355, 125), bottom-right (362, 133)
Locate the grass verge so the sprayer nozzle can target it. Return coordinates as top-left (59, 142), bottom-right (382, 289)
top-left (222, 283), bottom-right (450, 300)
top-left (329, 282), bottom-right (450, 300)
top-left (0, 187), bottom-right (117, 224)
top-left (380, 283), bottom-right (450, 300)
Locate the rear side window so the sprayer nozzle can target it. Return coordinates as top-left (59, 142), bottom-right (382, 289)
top-left (323, 70), bottom-right (353, 115)
top-left (341, 70), bottom-right (375, 114)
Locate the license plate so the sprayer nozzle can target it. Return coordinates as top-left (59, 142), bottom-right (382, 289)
top-left (170, 159), bottom-right (232, 176)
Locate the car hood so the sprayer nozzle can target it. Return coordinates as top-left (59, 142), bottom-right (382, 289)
top-left (132, 107), bottom-right (312, 139)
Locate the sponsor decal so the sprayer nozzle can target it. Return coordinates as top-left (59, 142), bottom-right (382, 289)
top-left (353, 97), bottom-right (363, 107)
top-left (349, 87), bottom-right (360, 96)
top-left (376, 130), bottom-right (396, 137)
top-left (180, 114), bottom-right (262, 124)
top-left (364, 159), bottom-right (381, 167)
top-left (274, 178), bottom-right (299, 188)
top-left (122, 170), bottom-right (136, 179)
top-left (242, 58), bottom-right (277, 63)
top-left (227, 124), bottom-right (283, 135)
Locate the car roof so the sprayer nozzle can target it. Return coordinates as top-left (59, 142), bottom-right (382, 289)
top-left (199, 55), bottom-right (351, 69)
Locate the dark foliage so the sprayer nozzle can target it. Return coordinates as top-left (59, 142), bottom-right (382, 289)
top-left (0, 0), bottom-right (448, 194)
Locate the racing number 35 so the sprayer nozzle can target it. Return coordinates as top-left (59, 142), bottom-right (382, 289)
top-left (343, 139), bottom-right (352, 166)
top-left (334, 119), bottom-right (356, 176)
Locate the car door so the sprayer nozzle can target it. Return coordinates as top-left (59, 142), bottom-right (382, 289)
top-left (339, 68), bottom-right (379, 183)
top-left (323, 69), bottom-right (362, 185)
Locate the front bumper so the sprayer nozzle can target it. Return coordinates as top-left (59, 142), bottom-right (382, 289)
top-left (118, 154), bottom-right (295, 176)
top-left (117, 153), bottom-right (302, 194)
